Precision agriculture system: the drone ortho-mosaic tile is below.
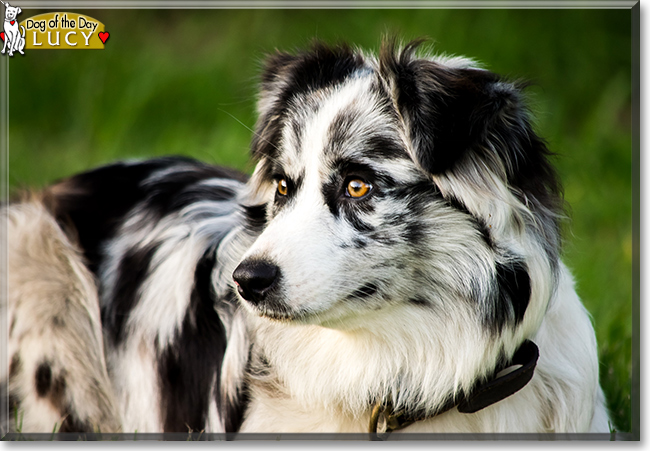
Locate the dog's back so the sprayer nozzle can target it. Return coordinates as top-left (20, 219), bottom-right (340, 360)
top-left (4, 157), bottom-right (253, 434)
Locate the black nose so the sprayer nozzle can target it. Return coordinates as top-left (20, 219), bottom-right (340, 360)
top-left (233, 260), bottom-right (280, 304)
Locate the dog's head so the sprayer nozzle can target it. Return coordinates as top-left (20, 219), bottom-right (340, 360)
top-left (2, 2), bottom-right (21, 21)
top-left (234, 39), bottom-right (562, 343)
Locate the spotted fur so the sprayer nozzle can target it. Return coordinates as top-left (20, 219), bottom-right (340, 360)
top-left (3, 40), bottom-right (609, 435)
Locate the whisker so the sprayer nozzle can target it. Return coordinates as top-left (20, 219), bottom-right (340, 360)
top-left (217, 108), bottom-right (281, 154)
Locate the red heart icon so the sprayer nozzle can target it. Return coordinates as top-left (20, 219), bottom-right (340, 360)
top-left (98, 31), bottom-right (109, 44)
top-left (0, 32), bottom-right (4, 42)
top-left (10, 20), bottom-right (14, 25)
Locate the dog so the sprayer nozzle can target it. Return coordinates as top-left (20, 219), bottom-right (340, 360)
top-left (1, 1), bottom-right (24, 57)
top-left (3, 39), bottom-right (610, 436)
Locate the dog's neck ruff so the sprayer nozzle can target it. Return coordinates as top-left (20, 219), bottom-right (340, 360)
top-left (369, 340), bottom-right (540, 438)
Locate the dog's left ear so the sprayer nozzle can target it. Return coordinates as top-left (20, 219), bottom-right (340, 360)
top-left (379, 40), bottom-right (546, 180)
top-left (252, 42), bottom-right (365, 162)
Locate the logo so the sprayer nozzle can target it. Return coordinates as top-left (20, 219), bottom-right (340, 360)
top-left (1, 1), bottom-right (25, 56)
top-left (1, 2), bottom-right (109, 56)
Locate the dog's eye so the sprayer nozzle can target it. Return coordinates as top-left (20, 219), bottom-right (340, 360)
top-left (277, 179), bottom-right (288, 196)
top-left (346, 179), bottom-right (372, 198)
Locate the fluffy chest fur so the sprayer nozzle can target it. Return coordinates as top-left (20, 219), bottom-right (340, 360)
top-left (239, 264), bottom-right (607, 433)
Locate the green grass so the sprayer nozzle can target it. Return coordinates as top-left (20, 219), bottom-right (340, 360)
top-left (6, 8), bottom-right (633, 433)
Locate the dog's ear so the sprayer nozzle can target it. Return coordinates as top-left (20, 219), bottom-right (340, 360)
top-left (258, 42), bottom-right (364, 110)
top-left (379, 40), bottom-right (558, 199)
top-left (252, 43), bottom-right (365, 162)
top-left (16, 6), bottom-right (21, 13)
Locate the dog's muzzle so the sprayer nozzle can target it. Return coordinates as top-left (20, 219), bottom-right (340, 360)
top-left (233, 259), bottom-right (280, 305)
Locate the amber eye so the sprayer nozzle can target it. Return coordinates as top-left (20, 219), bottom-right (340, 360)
top-left (346, 179), bottom-right (372, 198)
top-left (277, 179), bottom-right (288, 196)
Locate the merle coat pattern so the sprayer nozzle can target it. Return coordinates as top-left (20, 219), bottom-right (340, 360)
top-left (3, 40), bottom-right (609, 435)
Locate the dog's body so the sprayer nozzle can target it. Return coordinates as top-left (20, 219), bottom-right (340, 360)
top-left (4, 158), bottom-right (253, 434)
top-left (3, 41), bottom-right (610, 435)
top-left (1, 2), bottom-right (24, 56)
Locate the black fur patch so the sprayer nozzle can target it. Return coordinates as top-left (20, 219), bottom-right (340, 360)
top-left (243, 203), bottom-right (268, 234)
top-left (58, 414), bottom-right (90, 433)
top-left (321, 175), bottom-right (342, 218)
top-left (224, 380), bottom-right (249, 434)
top-left (50, 156), bottom-right (246, 275)
top-left (34, 361), bottom-right (52, 397)
top-left (353, 238), bottom-right (368, 249)
top-left (347, 215), bottom-right (375, 234)
top-left (35, 156), bottom-right (251, 432)
top-left (158, 249), bottom-right (228, 433)
top-left (222, 299), bottom-right (250, 434)
top-left (103, 242), bottom-right (160, 345)
top-left (384, 179), bottom-right (440, 207)
top-left (141, 165), bottom-right (243, 218)
top-left (379, 39), bottom-right (562, 227)
top-left (491, 260), bottom-right (531, 330)
top-left (402, 220), bottom-right (426, 244)
top-left (52, 315), bottom-right (65, 328)
top-left (50, 159), bottom-right (168, 274)
top-left (408, 297), bottom-right (429, 307)
top-left (380, 39), bottom-right (501, 174)
top-left (364, 135), bottom-right (408, 161)
top-left (380, 181), bottom-right (441, 245)
top-left (445, 196), bottom-right (494, 249)
top-left (348, 282), bottom-right (380, 301)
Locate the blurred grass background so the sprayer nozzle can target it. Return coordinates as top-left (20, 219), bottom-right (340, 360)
top-left (6, 8), bottom-right (632, 432)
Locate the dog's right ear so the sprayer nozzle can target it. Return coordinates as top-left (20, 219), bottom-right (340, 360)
top-left (379, 39), bottom-right (524, 176)
top-left (252, 43), bottom-right (365, 162)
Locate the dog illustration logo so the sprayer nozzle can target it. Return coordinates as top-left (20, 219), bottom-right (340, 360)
top-left (1, 1), bottom-right (25, 56)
